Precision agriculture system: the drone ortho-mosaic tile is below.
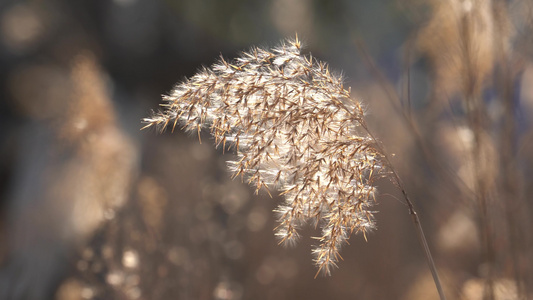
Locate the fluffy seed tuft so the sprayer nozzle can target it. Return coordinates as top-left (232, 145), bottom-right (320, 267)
top-left (143, 37), bottom-right (386, 275)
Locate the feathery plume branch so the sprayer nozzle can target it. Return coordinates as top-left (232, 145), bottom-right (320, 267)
top-left (143, 37), bottom-right (388, 276)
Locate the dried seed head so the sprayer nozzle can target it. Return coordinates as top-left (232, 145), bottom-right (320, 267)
top-left (416, 0), bottom-right (512, 98)
top-left (144, 37), bottom-right (386, 275)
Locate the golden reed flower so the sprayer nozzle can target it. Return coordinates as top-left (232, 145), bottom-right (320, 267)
top-left (143, 37), bottom-right (386, 275)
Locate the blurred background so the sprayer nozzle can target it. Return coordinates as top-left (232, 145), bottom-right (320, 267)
top-left (0, 0), bottom-right (532, 299)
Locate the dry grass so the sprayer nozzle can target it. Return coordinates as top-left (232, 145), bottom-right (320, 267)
top-left (143, 37), bottom-right (388, 276)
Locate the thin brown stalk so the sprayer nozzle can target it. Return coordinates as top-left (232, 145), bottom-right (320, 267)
top-left (143, 37), bottom-right (446, 299)
top-left (362, 124), bottom-right (448, 300)
top-left (459, 5), bottom-right (496, 297)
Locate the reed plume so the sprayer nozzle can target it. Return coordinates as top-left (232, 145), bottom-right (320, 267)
top-left (143, 37), bottom-right (388, 275)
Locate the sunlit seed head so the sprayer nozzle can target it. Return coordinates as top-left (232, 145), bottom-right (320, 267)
top-left (143, 37), bottom-right (386, 275)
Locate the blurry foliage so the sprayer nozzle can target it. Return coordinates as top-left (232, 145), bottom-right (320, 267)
top-left (0, 0), bottom-right (532, 300)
